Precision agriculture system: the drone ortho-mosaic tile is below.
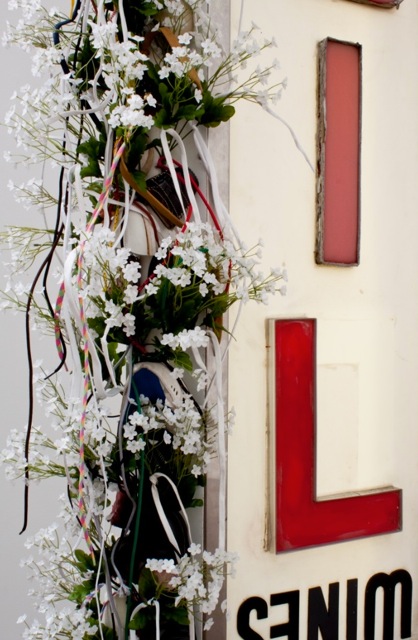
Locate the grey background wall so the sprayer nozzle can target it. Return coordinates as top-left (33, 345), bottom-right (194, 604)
top-left (0, 4), bottom-right (65, 635)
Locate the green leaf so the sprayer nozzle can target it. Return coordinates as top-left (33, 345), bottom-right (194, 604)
top-left (89, 625), bottom-right (115, 640)
top-left (107, 342), bottom-right (124, 384)
top-left (203, 104), bottom-right (236, 127)
top-left (74, 549), bottom-right (96, 572)
top-left (68, 579), bottom-right (94, 605)
top-left (129, 602), bottom-right (156, 630)
top-left (78, 136), bottom-right (105, 178)
top-left (138, 6), bottom-right (159, 15)
top-left (88, 181), bottom-right (106, 194)
top-left (220, 104), bottom-right (236, 121)
top-left (196, 92), bottom-right (236, 127)
top-left (163, 605), bottom-right (190, 626)
top-left (159, 83), bottom-right (169, 98)
top-left (153, 108), bottom-right (169, 128)
top-left (138, 567), bottom-right (157, 600)
top-left (146, 62), bottom-right (161, 84)
top-left (170, 350), bottom-right (193, 372)
top-left (126, 129), bottom-right (149, 171)
top-left (177, 473), bottom-right (198, 508)
top-left (176, 104), bottom-right (200, 121)
top-left (190, 498), bottom-right (204, 508)
top-left (80, 160), bottom-right (101, 179)
top-left (130, 170), bottom-right (147, 192)
top-left (128, 610), bottom-right (148, 631)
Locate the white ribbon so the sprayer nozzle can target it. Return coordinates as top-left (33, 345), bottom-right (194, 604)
top-left (160, 129), bottom-right (202, 223)
top-left (207, 330), bottom-right (227, 552)
top-left (189, 609), bottom-right (195, 640)
top-left (113, 178), bottom-right (135, 247)
top-left (129, 600), bottom-right (161, 640)
top-left (117, 0), bottom-right (129, 43)
top-left (191, 124), bottom-right (235, 236)
top-left (149, 472), bottom-right (192, 560)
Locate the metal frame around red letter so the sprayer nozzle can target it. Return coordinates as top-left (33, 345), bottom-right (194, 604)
top-left (274, 319), bottom-right (402, 552)
top-left (347, 0), bottom-right (403, 8)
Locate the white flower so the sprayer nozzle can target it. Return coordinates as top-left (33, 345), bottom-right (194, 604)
top-left (155, 236), bottom-right (172, 260)
top-left (122, 261), bottom-right (141, 283)
top-left (89, 20), bottom-right (118, 51)
top-left (178, 32), bottom-right (193, 45)
top-left (146, 93), bottom-right (157, 108)
top-left (122, 312), bottom-right (136, 337)
top-left (126, 438), bottom-right (146, 453)
top-left (198, 282), bottom-right (208, 296)
top-left (191, 464), bottom-right (202, 477)
top-left (158, 66), bottom-right (170, 79)
top-left (188, 543), bottom-right (201, 556)
top-left (123, 422), bottom-right (137, 440)
top-left (128, 411), bottom-right (150, 430)
top-left (146, 557), bottom-right (178, 573)
top-left (104, 300), bottom-right (123, 328)
top-left (201, 38), bottom-right (221, 59)
top-left (160, 327), bottom-right (209, 350)
top-left (123, 284), bottom-right (140, 305)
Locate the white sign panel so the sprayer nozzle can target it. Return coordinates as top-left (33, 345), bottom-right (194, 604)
top-left (227, 0), bottom-right (418, 638)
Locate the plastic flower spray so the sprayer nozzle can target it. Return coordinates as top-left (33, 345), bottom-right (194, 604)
top-left (1, 1), bottom-right (287, 638)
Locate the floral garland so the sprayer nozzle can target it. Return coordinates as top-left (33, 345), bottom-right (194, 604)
top-left (1, 1), bottom-right (287, 638)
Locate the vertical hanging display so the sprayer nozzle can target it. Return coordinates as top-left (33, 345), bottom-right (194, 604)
top-left (0, 1), bottom-right (288, 638)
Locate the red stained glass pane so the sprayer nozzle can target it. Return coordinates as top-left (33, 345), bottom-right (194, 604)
top-left (274, 319), bottom-right (401, 552)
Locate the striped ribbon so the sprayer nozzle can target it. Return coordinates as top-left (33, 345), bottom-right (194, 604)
top-left (54, 280), bottom-right (66, 362)
top-left (76, 244), bottom-right (95, 557)
top-left (87, 140), bottom-right (127, 234)
top-left (65, 138), bottom-right (126, 557)
top-left (53, 141), bottom-right (126, 364)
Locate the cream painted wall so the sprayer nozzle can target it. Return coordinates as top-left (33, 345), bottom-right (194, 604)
top-left (227, 0), bottom-right (418, 638)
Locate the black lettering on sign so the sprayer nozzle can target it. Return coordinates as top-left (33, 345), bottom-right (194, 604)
top-left (308, 582), bottom-right (339, 640)
top-left (346, 579), bottom-right (358, 640)
top-left (236, 569), bottom-right (413, 640)
top-left (364, 569), bottom-right (412, 640)
top-left (270, 590), bottom-right (300, 639)
top-left (237, 596), bottom-right (268, 640)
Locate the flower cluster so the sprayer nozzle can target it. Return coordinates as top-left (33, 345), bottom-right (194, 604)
top-left (3, 0), bottom-right (286, 198)
top-left (145, 543), bottom-right (239, 629)
top-left (76, 226), bottom-right (142, 338)
top-left (17, 509), bottom-right (101, 640)
top-left (76, 220), bottom-right (285, 370)
top-left (125, 392), bottom-right (213, 476)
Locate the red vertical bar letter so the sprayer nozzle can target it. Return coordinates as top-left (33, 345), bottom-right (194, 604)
top-left (274, 318), bottom-right (401, 552)
top-left (316, 39), bottom-right (361, 266)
